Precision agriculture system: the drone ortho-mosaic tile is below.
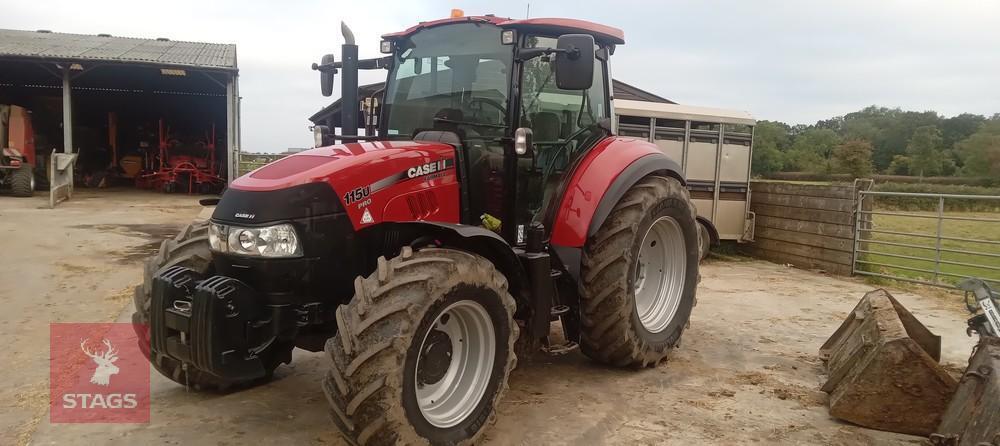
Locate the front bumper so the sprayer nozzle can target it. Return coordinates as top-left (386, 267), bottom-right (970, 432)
top-left (142, 265), bottom-right (298, 381)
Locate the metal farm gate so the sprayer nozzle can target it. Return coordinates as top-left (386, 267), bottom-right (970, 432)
top-left (852, 190), bottom-right (1000, 289)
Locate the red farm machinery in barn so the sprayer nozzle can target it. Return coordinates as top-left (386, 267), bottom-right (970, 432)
top-left (136, 119), bottom-right (223, 193)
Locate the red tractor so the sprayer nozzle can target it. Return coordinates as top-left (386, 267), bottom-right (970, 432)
top-left (0, 104), bottom-right (37, 197)
top-left (136, 14), bottom-right (699, 445)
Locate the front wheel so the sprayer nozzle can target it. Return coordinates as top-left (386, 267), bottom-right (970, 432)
top-left (324, 247), bottom-right (517, 446)
top-left (579, 175), bottom-right (700, 367)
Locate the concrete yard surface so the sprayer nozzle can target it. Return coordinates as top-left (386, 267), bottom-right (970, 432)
top-left (1, 190), bottom-right (977, 445)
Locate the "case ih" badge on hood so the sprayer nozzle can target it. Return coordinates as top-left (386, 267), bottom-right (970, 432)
top-left (407, 159), bottom-right (454, 179)
top-left (342, 158), bottom-right (455, 207)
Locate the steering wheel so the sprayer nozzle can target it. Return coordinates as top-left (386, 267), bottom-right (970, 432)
top-left (468, 97), bottom-right (507, 123)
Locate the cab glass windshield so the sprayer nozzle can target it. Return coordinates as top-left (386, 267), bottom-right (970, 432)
top-left (383, 24), bottom-right (513, 138)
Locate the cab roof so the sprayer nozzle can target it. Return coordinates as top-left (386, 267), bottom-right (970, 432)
top-left (382, 15), bottom-right (625, 45)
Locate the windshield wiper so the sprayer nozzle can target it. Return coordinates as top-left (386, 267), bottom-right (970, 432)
top-left (432, 117), bottom-right (506, 129)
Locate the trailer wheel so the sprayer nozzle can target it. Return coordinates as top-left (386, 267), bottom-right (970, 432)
top-left (132, 221), bottom-right (286, 391)
top-left (9, 165), bottom-right (34, 197)
top-left (579, 175), bottom-right (699, 367)
top-left (324, 247), bottom-right (517, 446)
top-left (697, 221), bottom-right (712, 261)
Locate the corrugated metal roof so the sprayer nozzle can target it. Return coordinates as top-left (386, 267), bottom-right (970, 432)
top-left (0, 28), bottom-right (236, 71)
top-left (611, 79), bottom-right (674, 104)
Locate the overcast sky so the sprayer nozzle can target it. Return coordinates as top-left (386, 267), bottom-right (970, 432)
top-left (4, 0), bottom-right (999, 153)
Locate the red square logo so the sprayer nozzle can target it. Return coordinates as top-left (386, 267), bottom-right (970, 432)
top-left (50, 323), bottom-right (150, 423)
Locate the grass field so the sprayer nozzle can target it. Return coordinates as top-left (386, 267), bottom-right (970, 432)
top-left (858, 209), bottom-right (1000, 287)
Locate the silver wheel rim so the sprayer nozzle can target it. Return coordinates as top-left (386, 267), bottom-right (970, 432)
top-left (415, 300), bottom-right (495, 428)
top-left (634, 216), bottom-right (687, 334)
top-left (29, 174), bottom-right (35, 191)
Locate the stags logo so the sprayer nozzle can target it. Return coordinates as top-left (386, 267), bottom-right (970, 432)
top-left (50, 323), bottom-right (150, 423)
top-left (80, 338), bottom-right (120, 386)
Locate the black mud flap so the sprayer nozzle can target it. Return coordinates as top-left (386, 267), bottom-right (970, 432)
top-left (150, 266), bottom-right (275, 381)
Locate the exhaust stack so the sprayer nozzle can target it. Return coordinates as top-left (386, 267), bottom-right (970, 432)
top-left (340, 22), bottom-right (359, 137)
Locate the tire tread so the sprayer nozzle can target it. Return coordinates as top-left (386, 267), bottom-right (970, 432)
top-left (324, 248), bottom-right (517, 446)
top-left (579, 176), bottom-right (698, 368)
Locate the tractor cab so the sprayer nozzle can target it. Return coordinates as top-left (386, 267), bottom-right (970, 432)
top-left (314, 14), bottom-right (622, 244)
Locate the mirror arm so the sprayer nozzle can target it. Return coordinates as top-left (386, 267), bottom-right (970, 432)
top-left (516, 46), bottom-right (577, 62)
top-left (357, 56), bottom-right (393, 70)
top-left (313, 56), bottom-right (390, 73)
top-left (311, 61), bottom-right (341, 73)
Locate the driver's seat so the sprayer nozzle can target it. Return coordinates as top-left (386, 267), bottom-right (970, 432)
top-left (531, 112), bottom-right (562, 142)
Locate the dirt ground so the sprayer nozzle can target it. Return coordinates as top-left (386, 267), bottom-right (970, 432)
top-left (1, 190), bottom-right (978, 445)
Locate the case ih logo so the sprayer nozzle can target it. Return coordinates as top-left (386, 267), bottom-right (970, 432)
top-left (50, 323), bottom-right (150, 423)
top-left (407, 158), bottom-right (454, 179)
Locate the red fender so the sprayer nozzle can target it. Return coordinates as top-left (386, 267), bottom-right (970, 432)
top-left (550, 136), bottom-right (684, 248)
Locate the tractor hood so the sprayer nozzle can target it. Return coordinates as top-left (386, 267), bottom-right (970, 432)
top-left (217, 140), bottom-right (459, 227)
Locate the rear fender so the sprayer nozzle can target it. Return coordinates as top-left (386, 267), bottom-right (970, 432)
top-left (549, 137), bottom-right (684, 281)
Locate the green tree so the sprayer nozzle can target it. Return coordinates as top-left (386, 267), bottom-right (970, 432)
top-left (906, 125), bottom-right (945, 177)
top-left (788, 128), bottom-right (841, 172)
top-left (753, 120), bottom-right (792, 150)
top-left (839, 106), bottom-right (941, 171)
top-left (752, 144), bottom-right (784, 175)
top-left (887, 155), bottom-right (912, 175)
top-left (832, 140), bottom-right (874, 178)
top-left (751, 121), bottom-right (791, 175)
top-left (955, 119), bottom-right (1000, 177)
top-left (941, 113), bottom-right (986, 150)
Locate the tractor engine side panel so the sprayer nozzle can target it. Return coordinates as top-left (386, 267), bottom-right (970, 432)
top-left (228, 141), bottom-right (461, 229)
top-left (382, 185), bottom-right (460, 223)
top-left (550, 136), bottom-right (683, 248)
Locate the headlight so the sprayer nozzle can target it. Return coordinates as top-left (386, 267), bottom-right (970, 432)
top-left (209, 222), bottom-right (302, 258)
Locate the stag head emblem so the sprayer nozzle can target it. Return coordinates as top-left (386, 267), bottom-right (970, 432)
top-left (80, 338), bottom-right (120, 386)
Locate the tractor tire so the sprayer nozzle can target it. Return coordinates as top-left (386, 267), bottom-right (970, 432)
top-left (9, 165), bottom-right (34, 197)
top-left (132, 221), bottom-right (286, 391)
top-left (579, 175), bottom-right (699, 368)
top-left (324, 247), bottom-right (517, 446)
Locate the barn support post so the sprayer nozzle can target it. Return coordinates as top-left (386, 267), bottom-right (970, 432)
top-left (61, 65), bottom-right (72, 153)
top-left (47, 64), bottom-right (79, 207)
top-left (226, 75), bottom-right (237, 182)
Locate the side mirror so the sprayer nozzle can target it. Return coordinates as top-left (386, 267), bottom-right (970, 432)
top-left (514, 127), bottom-right (533, 155)
top-left (313, 125), bottom-right (332, 147)
top-left (554, 34), bottom-right (595, 90)
top-left (316, 54), bottom-right (337, 97)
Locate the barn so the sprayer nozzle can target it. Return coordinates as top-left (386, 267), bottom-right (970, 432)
top-left (0, 28), bottom-right (240, 204)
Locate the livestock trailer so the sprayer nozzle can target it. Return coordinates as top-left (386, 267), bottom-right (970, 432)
top-left (614, 100), bottom-right (756, 246)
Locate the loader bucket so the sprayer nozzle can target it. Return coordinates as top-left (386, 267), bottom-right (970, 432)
top-left (819, 289), bottom-right (958, 436)
top-left (930, 336), bottom-right (1000, 446)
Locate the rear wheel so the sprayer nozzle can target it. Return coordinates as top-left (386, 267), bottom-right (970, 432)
top-left (324, 247), bottom-right (516, 446)
top-left (133, 221), bottom-right (287, 390)
top-left (9, 165), bottom-right (34, 197)
top-left (579, 175), bottom-right (699, 367)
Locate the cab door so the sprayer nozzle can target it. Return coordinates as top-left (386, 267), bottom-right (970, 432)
top-left (517, 36), bottom-right (610, 237)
